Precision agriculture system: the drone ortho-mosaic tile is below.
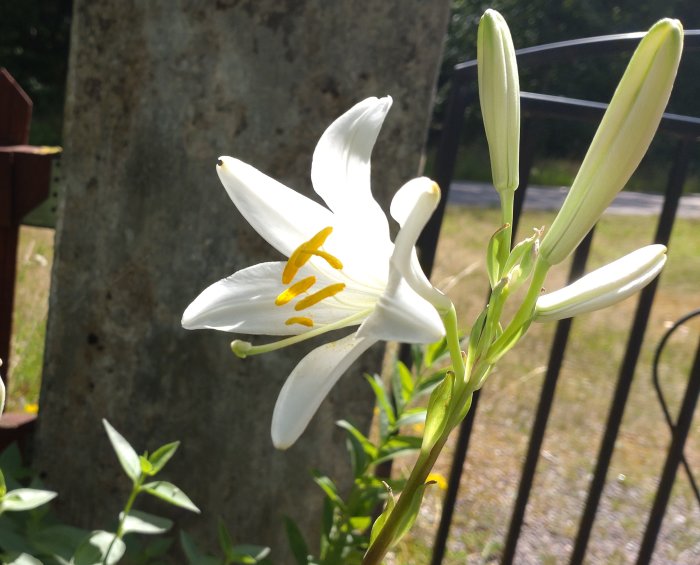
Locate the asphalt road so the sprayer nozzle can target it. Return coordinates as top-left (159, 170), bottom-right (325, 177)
top-left (448, 181), bottom-right (700, 219)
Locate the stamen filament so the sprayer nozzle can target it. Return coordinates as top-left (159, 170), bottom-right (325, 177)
top-left (231, 309), bottom-right (373, 358)
top-left (295, 283), bottom-right (346, 311)
top-left (285, 316), bottom-right (314, 327)
top-left (275, 276), bottom-right (316, 306)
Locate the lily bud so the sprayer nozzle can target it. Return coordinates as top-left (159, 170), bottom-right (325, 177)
top-left (478, 9), bottom-right (520, 193)
top-left (534, 245), bottom-right (666, 322)
top-left (539, 19), bottom-right (682, 266)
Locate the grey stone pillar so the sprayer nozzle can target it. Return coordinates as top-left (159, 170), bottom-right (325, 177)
top-left (35, 0), bottom-right (450, 556)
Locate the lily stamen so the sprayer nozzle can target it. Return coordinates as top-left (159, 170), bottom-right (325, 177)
top-left (295, 283), bottom-right (346, 311)
top-left (285, 317), bottom-right (314, 327)
top-left (282, 226), bottom-right (339, 283)
top-left (275, 276), bottom-right (317, 306)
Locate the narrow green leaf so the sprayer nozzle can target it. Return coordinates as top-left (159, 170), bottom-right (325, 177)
top-left (375, 436), bottom-right (423, 466)
top-left (421, 371), bottom-right (455, 453)
top-left (343, 424), bottom-right (368, 478)
top-left (336, 420), bottom-right (377, 461)
top-left (0, 488), bottom-right (57, 513)
top-left (348, 515), bottom-right (372, 533)
top-left (395, 408), bottom-right (426, 429)
top-left (486, 224), bottom-right (507, 288)
top-left (120, 510), bottom-right (173, 535)
top-left (424, 337), bottom-right (449, 369)
top-left (391, 361), bottom-right (413, 414)
top-left (415, 368), bottom-right (450, 396)
top-left (312, 472), bottom-right (346, 512)
top-left (179, 531), bottom-right (220, 565)
top-left (148, 441), bottom-right (180, 475)
top-left (393, 482), bottom-right (430, 546)
top-left (368, 483), bottom-right (395, 545)
top-left (284, 516), bottom-right (310, 565)
top-left (102, 419), bottom-right (141, 482)
top-left (218, 518), bottom-right (235, 558)
top-left (142, 481), bottom-right (200, 513)
top-left (0, 468), bottom-right (6, 497)
top-left (365, 374), bottom-right (396, 427)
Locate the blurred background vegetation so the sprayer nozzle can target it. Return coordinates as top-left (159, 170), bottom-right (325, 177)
top-left (1, 0), bottom-right (698, 191)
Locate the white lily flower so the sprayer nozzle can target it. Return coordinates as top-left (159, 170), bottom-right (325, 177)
top-left (182, 97), bottom-right (444, 449)
top-left (534, 244), bottom-right (666, 322)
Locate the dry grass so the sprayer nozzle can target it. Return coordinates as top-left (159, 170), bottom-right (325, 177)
top-left (7, 226), bottom-right (55, 412)
top-left (391, 207), bottom-right (700, 564)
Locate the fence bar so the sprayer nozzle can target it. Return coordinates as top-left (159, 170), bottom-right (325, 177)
top-left (569, 138), bottom-right (691, 564)
top-left (636, 331), bottom-right (700, 563)
top-left (501, 229), bottom-right (594, 564)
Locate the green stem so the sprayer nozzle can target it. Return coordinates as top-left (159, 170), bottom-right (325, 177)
top-left (441, 303), bottom-right (465, 381)
top-left (103, 475), bottom-right (144, 564)
top-left (499, 189), bottom-right (514, 268)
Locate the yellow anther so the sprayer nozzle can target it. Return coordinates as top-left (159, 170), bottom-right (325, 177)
top-left (294, 283), bottom-right (346, 311)
top-left (285, 316), bottom-right (314, 327)
top-left (282, 226), bottom-right (338, 284)
top-left (275, 276), bottom-right (317, 306)
top-left (308, 250), bottom-right (343, 270)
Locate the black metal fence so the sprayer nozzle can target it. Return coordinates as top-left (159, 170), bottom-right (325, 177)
top-left (417, 30), bottom-right (700, 565)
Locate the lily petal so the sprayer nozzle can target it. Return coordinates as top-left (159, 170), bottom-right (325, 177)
top-left (390, 177), bottom-right (451, 312)
top-left (311, 97), bottom-right (392, 244)
top-left (535, 244), bottom-right (667, 321)
top-left (271, 333), bottom-right (376, 449)
top-left (182, 262), bottom-right (373, 335)
top-left (217, 157), bottom-right (334, 257)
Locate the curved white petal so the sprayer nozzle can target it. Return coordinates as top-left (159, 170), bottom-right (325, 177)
top-left (217, 157), bottom-right (333, 257)
top-left (390, 177), bottom-right (451, 311)
top-left (311, 97), bottom-right (392, 244)
top-left (182, 262), bottom-right (372, 335)
top-left (535, 244), bottom-right (667, 321)
top-left (357, 275), bottom-right (444, 343)
top-left (271, 333), bottom-right (376, 449)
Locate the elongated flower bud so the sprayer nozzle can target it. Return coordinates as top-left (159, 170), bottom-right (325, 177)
top-left (478, 9), bottom-right (520, 193)
top-left (540, 19), bottom-right (683, 265)
top-left (535, 245), bottom-right (666, 322)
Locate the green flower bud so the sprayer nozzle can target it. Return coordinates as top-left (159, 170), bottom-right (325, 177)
top-left (478, 9), bottom-right (520, 193)
top-left (540, 19), bottom-right (683, 265)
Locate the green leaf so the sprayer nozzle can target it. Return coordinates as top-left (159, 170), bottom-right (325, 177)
top-left (229, 544), bottom-right (272, 563)
top-left (0, 488), bottom-right (57, 513)
top-left (336, 420), bottom-right (377, 461)
top-left (415, 368), bottom-right (450, 396)
top-left (312, 472), bottom-right (346, 512)
top-left (120, 510), bottom-right (173, 535)
top-left (392, 482), bottom-right (430, 546)
top-left (0, 468), bottom-right (6, 497)
top-left (148, 441), bottom-right (179, 475)
top-left (179, 531), bottom-right (220, 565)
top-left (365, 374), bottom-right (396, 428)
top-left (421, 371), bottom-right (455, 453)
top-left (348, 516), bottom-right (372, 533)
top-left (72, 530), bottom-right (125, 565)
top-left (218, 518), bottom-right (235, 558)
top-left (284, 516), bottom-right (310, 565)
top-left (30, 524), bottom-right (89, 561)
top-left (375, 436), bottom-right (423, 466)
top-left (141, 481), bottom-right (200, 513)
top-left (486, 223), bottom-right (509, 288)
top-left (139, 456), bottom-right (154, 476)
top-left (368, 483), bottom-right (395, 545)
top-left (102, 419), bottom-right (141, 482)
top-left (4, 552), bottom-right (42, 565)
top-left (424, 337), bottom-right (449, 369)
top-left (395, 408), bottom-right (426, 429)
top-left (342, 424), bottom-right (368, 478)
top-left (391, 361), bottom-right (413, 414)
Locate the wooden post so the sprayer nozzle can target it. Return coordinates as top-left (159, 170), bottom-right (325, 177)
top-left (0, 68), bottom-right (60, 386)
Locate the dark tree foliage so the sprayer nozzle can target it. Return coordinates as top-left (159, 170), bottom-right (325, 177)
top-left (432, 0), bottom-right (700, 188)
top-left (0, 0), bottom-right (72, 144)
